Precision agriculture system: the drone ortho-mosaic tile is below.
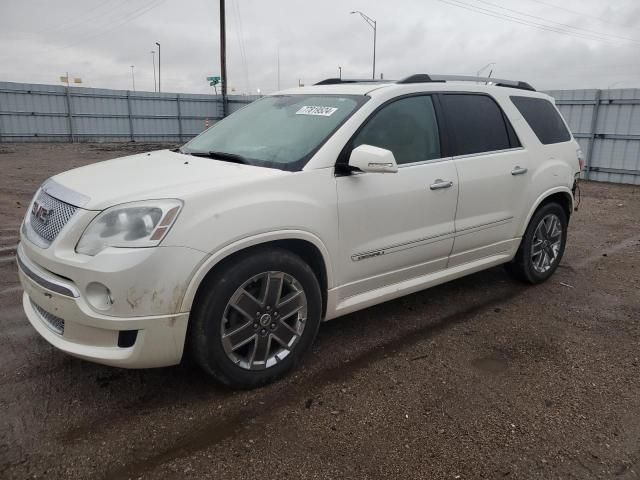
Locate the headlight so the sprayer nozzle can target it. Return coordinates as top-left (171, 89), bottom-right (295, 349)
top-left (76, 200), bottom-right (182, 256)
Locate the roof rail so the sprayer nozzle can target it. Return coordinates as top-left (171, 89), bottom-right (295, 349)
top-left (314, 78), bottom-right (391, 85)
top-left (397, 74), bottom-right (536, 91)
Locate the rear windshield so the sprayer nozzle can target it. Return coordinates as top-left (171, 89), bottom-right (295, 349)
top-left (510, 96), bottom-right (571, 145)
top-left (182, 94), bottom-right (367, 171)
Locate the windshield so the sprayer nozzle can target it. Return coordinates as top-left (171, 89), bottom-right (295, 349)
top-left (182, 94), bottom-right (366, 171)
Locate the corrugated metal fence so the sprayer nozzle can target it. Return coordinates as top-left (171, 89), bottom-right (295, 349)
top-left (1, 81), bottom-right (639, 185)
top-left (0, 81), bottom-right (258, 143)
top-left (546, 88), bottom-right (640, 185)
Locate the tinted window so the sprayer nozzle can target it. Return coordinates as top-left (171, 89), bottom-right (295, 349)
top-left (511, 96), bottom-right (571, 145)
top-left (353, 96), bottom-right (441, 165)
top-left (441, 94), bottom-right (513, 156)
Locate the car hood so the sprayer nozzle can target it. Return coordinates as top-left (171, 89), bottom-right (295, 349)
top-left (50, 149), bottom-right (289, 210)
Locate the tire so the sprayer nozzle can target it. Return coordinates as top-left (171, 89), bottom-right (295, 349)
top-left (189, 247), bottom-right (322, 389)
top-left (506, 202), bottom-right (568, 284)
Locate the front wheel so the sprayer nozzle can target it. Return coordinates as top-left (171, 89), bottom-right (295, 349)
top-left (189, 247), bottom-right (322, 389)
top-left (506, 202), bottom-right (568, 284)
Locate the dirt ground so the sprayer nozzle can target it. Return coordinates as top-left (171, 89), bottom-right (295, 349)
top-left (1, 143), bottom-right (639, 480)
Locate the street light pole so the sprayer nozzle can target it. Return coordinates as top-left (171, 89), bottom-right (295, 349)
top-left (350, 10), bottom-right (376, 79)
top-left (338, 66), bottom-right (342, 79)
top-left (155, 42), bottom-right (161, 92)
top-left (130, 65), bottom-right (136, 91)
top-left (151, 50), bottom-right (157, 92)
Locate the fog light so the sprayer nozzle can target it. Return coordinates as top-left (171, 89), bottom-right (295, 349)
top-left (86, 282), bottom-right (113, 311)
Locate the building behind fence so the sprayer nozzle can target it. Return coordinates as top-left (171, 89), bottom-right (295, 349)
top-left (1, 81), bottom-right (639, 185)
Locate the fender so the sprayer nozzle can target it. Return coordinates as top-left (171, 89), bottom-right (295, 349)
top-left (179, 229), bottom-right (333, 312)
top-left (518, 186), bottom-right (574, 237)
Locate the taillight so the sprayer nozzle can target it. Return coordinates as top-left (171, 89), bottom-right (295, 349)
top-left (576, 148), bottom-right (585, 172)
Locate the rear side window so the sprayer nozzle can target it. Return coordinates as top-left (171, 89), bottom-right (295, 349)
top-left (353, 95), bottom-right (441, 165)
top-left (511, 96), bottom-right (571, 145)
top-left (440, 94), bottom-right (516, 156)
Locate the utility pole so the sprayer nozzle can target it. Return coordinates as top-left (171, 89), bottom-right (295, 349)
top-left (338, 66), bottom-right (342, 80)
top-left (151, 50), bottom-right (157, 92)
top-left (220, 0), bottom-right (228, 117)
top-left (155, 42), bottom-right (161, 92)
top-left (130, 65), bottom-right (136, 91)
top-left (277, 48), bottom-right (281, 91)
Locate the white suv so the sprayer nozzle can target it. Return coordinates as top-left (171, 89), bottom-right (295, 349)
top-left (18, 74), bottom-right (582, 388)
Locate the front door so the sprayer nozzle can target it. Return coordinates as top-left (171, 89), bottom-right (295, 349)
top-left (336, 95), bottom-right (459, 299)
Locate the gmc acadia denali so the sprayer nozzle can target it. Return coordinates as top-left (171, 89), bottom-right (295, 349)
top-left (18, 74), bottom-right (582, 388)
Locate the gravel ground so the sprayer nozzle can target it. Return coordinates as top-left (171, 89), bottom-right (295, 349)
top-left (1, 143), bottom-right (639, 480)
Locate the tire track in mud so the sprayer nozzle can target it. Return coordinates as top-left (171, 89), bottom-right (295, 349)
top-left (103, 285), bottom-right (526, 480)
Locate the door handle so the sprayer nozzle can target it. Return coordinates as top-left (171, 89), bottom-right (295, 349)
top-left (430, 179), bottom-right (453, 190)
top-left (511, 166), bottom-right (528, 176)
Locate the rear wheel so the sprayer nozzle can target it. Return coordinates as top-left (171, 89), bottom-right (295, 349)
top-left (190, 247), bottom-right (322, 389)
top-left (506, 202), bottom-right (567, 284)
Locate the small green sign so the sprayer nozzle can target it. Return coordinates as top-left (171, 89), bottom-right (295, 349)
top-left (207, 76), bottom-right (221, 85)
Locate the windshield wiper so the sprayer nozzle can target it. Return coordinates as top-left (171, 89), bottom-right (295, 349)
top-left (188, 150), bottom-right (251, 165)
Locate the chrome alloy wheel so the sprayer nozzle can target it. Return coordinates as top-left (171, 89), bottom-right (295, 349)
top-left (221, 271), bottom-right (308, 370)
top-left (531, 213), bottom-right (563, 274)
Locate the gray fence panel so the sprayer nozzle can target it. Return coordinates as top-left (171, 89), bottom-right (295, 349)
top-left (71, 87), bottom-right (131, 141)
top-left (547, 88), bottom-right (640, 185)
top-left (0, 81), bottom-right (249, 144)
top-left (0, 82), bottom-right (70, 141)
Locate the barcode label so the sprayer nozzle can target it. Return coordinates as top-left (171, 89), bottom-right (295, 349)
top-left (296, 105), bottom-right (338, 117)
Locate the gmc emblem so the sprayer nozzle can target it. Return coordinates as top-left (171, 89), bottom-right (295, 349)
top-left (32, 201), bottom-right (53, 225)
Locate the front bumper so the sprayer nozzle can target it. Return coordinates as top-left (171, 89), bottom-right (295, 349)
top-left (17, 243), bottom-right (201, 368)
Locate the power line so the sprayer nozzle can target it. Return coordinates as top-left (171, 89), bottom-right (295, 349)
top-left (470, 0), bottom-right (640, 44)
top-left (440, 0), bottom-right (620, 43)
top-left (231, 0), bottom-right (251, 93)
top-left (30, 0), bottom-right (126, 37)
top-left (5, 0), bottom-right (116, 39)
top-left (41, 0), bottom-right (166, 53)
top-left (435, 0), bottom-right (621, 45)
top-left (525, 0), bottom-right (638, 30)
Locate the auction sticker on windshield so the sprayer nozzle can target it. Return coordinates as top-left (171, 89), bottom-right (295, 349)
top-left (296, 106), bottom-right (338, 116)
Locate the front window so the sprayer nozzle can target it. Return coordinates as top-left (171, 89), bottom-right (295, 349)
top-left (352, 95), bottom-right (442, 165)
top-left (182, 94), bottom-right (367, 171)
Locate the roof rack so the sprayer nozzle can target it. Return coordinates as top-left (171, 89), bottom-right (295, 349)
top-left (397, 74), bottom-right (535, 91)
top-left (313, 74), bottom-right (536, 92)
top-left (314, 78), bottom-right (391, 85)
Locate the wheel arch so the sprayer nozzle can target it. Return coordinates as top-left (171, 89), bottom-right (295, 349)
top-left (181, 231), bottom-right (332, 318)
top-left (519, 187), bottom-right (573, 237)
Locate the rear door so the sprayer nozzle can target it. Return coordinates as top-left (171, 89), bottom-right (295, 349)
top-left (440, 93), bottom-right (532, 267)
top-left (336, 95), bottom-right (459, 298)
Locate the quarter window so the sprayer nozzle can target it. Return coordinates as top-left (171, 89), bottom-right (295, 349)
top-left (353, 96), bottom-right (441, 165)
top-left (511, 96), bottom-right (571, 145)
top-left (440, 94), bottom-right (514, 156)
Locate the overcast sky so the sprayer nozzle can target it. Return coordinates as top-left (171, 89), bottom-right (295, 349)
top-left (1, 0), bottom-right (639, 94)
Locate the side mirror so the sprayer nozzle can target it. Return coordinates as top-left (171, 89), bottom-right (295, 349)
top-left (348, 144), bottom-right (398, 174)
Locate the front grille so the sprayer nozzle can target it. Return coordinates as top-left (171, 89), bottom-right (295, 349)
top-left (31, 300), bottom-right (65, 335)
top-left (28, 190), bottom-right (78, 246)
